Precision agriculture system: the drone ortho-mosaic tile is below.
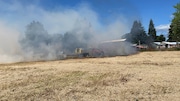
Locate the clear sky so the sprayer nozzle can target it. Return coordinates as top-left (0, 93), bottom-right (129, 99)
top-left (0, 0), bottom-right (179, 36)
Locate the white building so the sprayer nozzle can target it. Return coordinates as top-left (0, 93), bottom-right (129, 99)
top-left (154, 42), bottom-right (180, 49)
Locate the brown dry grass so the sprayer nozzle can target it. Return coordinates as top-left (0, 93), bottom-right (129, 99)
top-left (0, 51), bottom-right (180, 101)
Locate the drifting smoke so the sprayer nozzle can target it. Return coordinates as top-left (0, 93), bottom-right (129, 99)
top-left (0, 1), bottom-right (138, 63)
top-left (0, 22), bottom-right (23, 63)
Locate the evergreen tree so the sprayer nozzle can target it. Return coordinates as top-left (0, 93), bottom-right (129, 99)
top-left (168, 24), bottom-right (176, 41)
top-left (125, 20), bottom-right (148, 44)
top-left (168, 2), bottom-right (180, 41)
top-left (148, 19), bottom-right (157, 41)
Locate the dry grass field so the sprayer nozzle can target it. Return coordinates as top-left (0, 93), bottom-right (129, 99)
top-left (0, 51), bottom-right (180, 101)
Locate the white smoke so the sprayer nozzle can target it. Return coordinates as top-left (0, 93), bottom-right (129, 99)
top-left (0, 1), bottom-right (137, 63)
top-left (0, 21), bottom-right (23, 63)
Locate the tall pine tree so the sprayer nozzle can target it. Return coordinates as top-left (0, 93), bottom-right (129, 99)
top-left (148, 19), bottom-right (157, 41)
top-left (125, 20), bottom-right (148, 44)
top-left (168, 24), bottom-right (176, 41)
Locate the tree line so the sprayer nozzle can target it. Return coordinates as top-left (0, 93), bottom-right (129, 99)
top-left (123, 1), bottom-right (180, 45)
top-left (122, 19), bottom-right (166, 45)
top-left (20, 21), bottom-right (92, 56)
top-left (21, 1), bottom-right (180, 53)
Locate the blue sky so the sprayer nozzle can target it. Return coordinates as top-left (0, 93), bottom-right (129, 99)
top-left (0, 0), bottom-right (179, 36)
top-left (130, 0), bottom-right (179, 34)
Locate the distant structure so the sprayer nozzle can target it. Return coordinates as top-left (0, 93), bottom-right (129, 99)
top-left (99, 39), bottom-right (137, 56)
top-left (154, 41), bottom-right (180, 49)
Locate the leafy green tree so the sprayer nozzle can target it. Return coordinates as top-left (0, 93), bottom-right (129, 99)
top-left (125, 20), bottom-right (149, 44)
top-left (148, 19), bottom-right (157, 41)
top-left (20, 21), bottom-right (56, 59)
top-left (168, 2), bottom-right (180, 42)
top-left (21, 21), bottom-right (50, 48)
top-left (156, 34), bottom-right (166, 42)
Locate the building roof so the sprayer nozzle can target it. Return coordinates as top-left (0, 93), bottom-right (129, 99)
top-left (154, 42), bottom-right (180, 45)
top-left (101, 39), bottom-right (126, 43)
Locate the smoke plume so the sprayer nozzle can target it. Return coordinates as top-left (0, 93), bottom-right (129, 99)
top-left (0, 0), bottom-right (137, 63)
